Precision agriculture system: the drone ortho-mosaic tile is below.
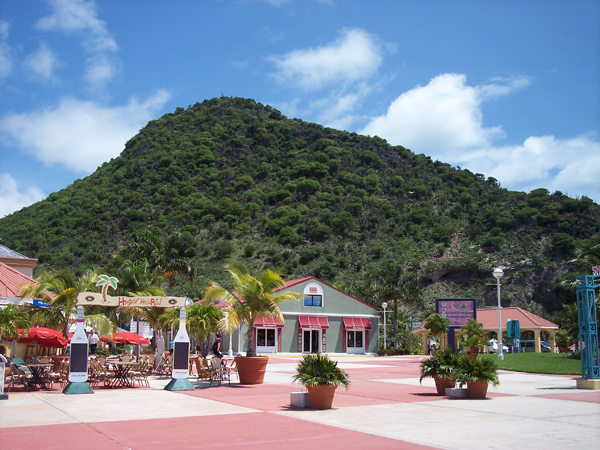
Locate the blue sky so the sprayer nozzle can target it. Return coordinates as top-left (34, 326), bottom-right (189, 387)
top-left (1, 0), bottom-right (599, 218)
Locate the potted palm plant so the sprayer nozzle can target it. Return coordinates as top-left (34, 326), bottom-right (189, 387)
top-left (292, 353), bottom-right (350, 409)
top-left (458, 319), bottom-right (488, 357)
top-left (203, 262), bottom-right (303, 384)
top-left (555, 329), bottom-right (572, 354)
top-left (457, 355), bottom-right (500, 399)
top-left (419, 346), bottom-right (462, 395)
top-left (424, 313), bottom-right (450, 352)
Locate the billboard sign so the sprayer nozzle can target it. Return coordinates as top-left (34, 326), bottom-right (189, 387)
top-left (436, 298), bottom-right (476, 328)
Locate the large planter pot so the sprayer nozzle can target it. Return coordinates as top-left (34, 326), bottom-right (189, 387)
top-left (433, 376), bottom-right (455, 395)
top-left (467, 380), bottom-right (489, 399)
top-left (468, 347), bottom-right (480, 358)
top-left (306, 384), bottom-right (338, 409)
top-left (234, 356), bottom-right (269, 385)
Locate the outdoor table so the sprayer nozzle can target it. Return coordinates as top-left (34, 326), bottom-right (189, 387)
top-left (107, 361), bottom-right (135, 388)
top-left (25, 363), bottom-right (53, 390)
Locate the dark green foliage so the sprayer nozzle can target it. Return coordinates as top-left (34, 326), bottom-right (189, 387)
top-left (292, 353), bottom-right (350, 389)
top-left (0, 96), bottom-right (598, 312)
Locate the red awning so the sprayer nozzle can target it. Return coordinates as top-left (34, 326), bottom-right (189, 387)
top-left (298, 316), bottom-right (329, 329)
top-left (254, 316), bottom-right (284, 328)
top-left (343, 317), bottom-right (372, 330)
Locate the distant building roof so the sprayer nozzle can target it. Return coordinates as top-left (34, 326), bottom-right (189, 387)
top-left (0, 244), bottom-right (30, 259)
top-left (0, 262), bottom-right (52, 303)
top-left (476, 307), bottom-right (558, 330)
top-left (0, 244), bottom-right (37, 276)
top-left (412, 306), bottom-right (558, 333)
top-left (194, 276), bottom-right (376, 311)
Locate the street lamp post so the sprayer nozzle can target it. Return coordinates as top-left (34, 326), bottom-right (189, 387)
top-left (493, 268), bottom-right (504, 361)
top-left (382, 302), bottom-right (388, 350)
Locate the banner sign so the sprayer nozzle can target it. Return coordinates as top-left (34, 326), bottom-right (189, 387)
top-left (77, 292), bottom-right (186, 308)
top-left (436, 298), bottom-right (476, 328)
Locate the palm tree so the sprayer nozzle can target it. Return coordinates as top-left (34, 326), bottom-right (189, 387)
top-left (19, 269), bottom-right (114, 338)
top-left (187, 303), bottom-right (223, 355)
top-left (121, 228), bottom-right (194, 286)
top-left (114, 259), bottom-right (168, 344)
top-left (570, 235), bottom-right (600, 271)
top-left (0, 304), bottom-right (30, 339)
top-left (371, 261), bottom-right (423, 350)
top-left (203, 262), bottom-right (303, 357)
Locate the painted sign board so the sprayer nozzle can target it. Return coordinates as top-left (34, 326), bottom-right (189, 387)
top-left (172, 308), bottom-right (190, 379)
top-left (77, 292), bottom-right (186, 308)
top-left (436, 298), bottom-right (476, 328)
top-left (68, 306), bottom-right (89, 382)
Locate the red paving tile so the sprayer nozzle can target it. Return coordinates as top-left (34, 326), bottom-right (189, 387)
top-left (184, 378), bottom-right (445, 410)
top-left (1, 423), bottom-right (126, 450)
top-left (533, 391), bottom-right (600, 403)
top-left (2, 413), bottom-right (440, 450)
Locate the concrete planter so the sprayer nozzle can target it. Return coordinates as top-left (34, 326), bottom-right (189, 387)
top-left (445, 387), bottom-right (469, 398)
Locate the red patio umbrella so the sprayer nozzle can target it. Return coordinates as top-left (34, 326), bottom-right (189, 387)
top-left (16, 327), bottom-right (68, 348)
top-left (100, 332), bottom-right (150, 345)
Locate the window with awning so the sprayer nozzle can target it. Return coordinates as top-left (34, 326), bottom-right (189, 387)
top-left (298, 316), bottom-right (329, 329)
top-left (343, 317), bottom-right (372, 330)
top-left (254, 316), bottom-right (284, 328)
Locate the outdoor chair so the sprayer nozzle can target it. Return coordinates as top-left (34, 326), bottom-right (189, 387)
top-left (120, 354), bottom-right (132, 363)
top-left (89, 358), bottom-right (113, 388)
top-left (209, 357), bottom-right (230, 386)
top-left (9, 364), bottom-right (32, 391)
top-left (46, 359), bottom-right (68, 390)
top-left (193, 357), bottom-right (211, 381)
top-left (228, 359), bottom-right (238, 381)
top-left (128, 360), bottom-right (150, 387)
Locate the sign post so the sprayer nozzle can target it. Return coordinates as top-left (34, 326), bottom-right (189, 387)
top-left (575, 268), bottom-right (600, 390)
top-left (164, 307), bottom-right (194, 391)
top-left (436, 298), bottom-right (477, 349)
top-left (0, 362), bottom-right (7, 400)
top-left (63, 306), bottom-right (93, 394)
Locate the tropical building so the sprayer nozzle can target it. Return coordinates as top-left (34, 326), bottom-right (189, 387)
top-left (412, 306), bottom-right (559, 353)
top-left (221, 276), bottom-right (380, 355)
top-left (0, 244), bottom-right (37, 277)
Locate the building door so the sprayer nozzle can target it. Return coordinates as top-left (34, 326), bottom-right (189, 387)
top-left (347, 330), bottom-right (364, 354)
top-left (303, 329), bottom-right (320, 353)
top-left (256, 328), bottom-right (277, 353)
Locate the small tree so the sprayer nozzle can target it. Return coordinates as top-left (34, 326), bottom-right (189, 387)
top-left (458, 318), bottom-right (488, 353)
top-left (203, 262), bottom-right (303, 357)
top-left (424, 313), bottom-right (450, 350)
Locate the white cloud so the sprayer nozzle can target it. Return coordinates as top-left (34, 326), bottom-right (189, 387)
top-left (0, 19), bottom-right (13, 78)
top-left (463, 135), bottom-right (600, 201)
top-left (0, 174), bottom-right (46, 218)
top-left (361, 72), bottom-right (599, 202)
top-left (23, 43), bottom-right (58, 81)
top-left (35, 0), bottom-right (118, 89)
top-left (270, 28), bottom-right (383, 91)
top-left (0, 90), bottom-right (171, 174)
top-left (361, 73), bottom-right (526, 157)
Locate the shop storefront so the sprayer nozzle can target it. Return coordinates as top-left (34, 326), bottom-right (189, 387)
top-left (224, 276), bottom-right (379, 355)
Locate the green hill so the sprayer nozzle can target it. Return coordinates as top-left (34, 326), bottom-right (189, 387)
top-left (1, 97), bottom-right (598, 315)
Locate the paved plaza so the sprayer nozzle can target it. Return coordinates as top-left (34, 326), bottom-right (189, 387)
top-left (1, 355), bottom-right (599, 450)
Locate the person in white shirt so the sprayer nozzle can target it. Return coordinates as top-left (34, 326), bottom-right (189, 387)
top-left (88, 330), bottom-right (99, 354)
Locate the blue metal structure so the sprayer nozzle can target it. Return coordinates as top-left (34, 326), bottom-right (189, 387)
top-left (576, 274), bottom-right (599, 379)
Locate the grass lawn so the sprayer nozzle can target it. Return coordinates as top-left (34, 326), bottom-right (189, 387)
top-left (480, 352), bottom-right (581, 375)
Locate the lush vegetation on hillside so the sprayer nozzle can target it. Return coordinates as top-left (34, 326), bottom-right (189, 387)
top-left (1, 97), bottom-right (598, 317)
